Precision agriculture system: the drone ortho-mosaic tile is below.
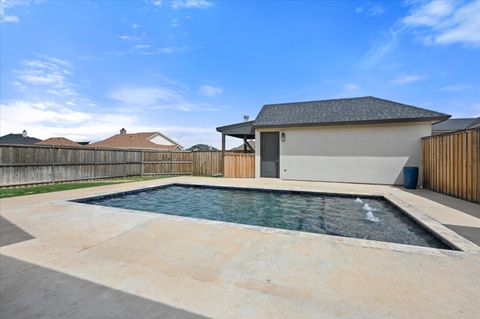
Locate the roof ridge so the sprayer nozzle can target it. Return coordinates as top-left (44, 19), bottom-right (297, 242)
top-left (263, 96), bottom-right (373, 107)
top-left (369, 96), bottom-right (449, 117)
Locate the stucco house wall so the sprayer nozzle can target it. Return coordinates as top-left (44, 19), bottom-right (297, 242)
top-left (255, 122), bottom-right (432, 185)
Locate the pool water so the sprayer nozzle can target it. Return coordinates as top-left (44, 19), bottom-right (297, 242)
top-left (77, 184), bottom-right (451, 249)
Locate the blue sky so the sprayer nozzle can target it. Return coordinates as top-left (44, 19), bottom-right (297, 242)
top-left (1, 0), bottom-right (479, 148)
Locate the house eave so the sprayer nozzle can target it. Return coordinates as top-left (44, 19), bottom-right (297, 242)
top-left (253, 116), bottom-right (451, 129)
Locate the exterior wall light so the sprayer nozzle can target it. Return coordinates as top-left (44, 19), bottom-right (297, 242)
top-left (281, 132), bottom-right (286, 142)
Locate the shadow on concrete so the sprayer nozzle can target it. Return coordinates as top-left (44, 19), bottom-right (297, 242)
top-left (400, 188), bottom-right (480, 246)
top-left (0, 255), bottom-right (209, 319)
top-left (0, 216), bottom-right (34, 247)
top-left (401, 188), bottom-right (480, 219)
top-left (444, 225), bottom-right (480, 246)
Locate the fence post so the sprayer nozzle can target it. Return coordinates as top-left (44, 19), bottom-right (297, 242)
top-left (141, 150), bottom-right (144, 177)
top-left (51, 145), bottom-right (56, 184)
top-left (221, 134), bottom-right (225, 176)
top-left (170, 151), bottom-right (173, 176)
top-left (190, 152), bottom-right (194, 176)
top-left (94, 147), bottom-right (97, 181)
top-left (124, 150), bottom-right (127, 178)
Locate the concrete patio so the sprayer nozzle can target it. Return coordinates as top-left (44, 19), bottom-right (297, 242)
top-left (1, 177), bottom-right (479, 318)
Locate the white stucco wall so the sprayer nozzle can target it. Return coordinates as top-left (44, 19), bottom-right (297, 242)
top-left (255, 122), bottom-right (432, 185)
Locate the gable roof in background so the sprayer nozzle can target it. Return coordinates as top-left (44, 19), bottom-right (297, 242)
top-left (91, 132), bottom-right (182, 150)
top-left (36, 137), bottom-right (83, 147)
top-left (253, 96), bottom-right (450, 128)
top-left (186, 144), bottom-right (218, 151)
top-left (432, 117), bottom-right (480, 133)
top-left (230, 140), bottom-right (255, 151)
top-left (0, 133), bottom-right (41, 145)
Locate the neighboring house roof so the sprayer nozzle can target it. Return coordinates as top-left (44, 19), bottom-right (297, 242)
top-left (253, 96), bottom-right (450, 128)
top-left (0, 133), bottom-right (41, 145)
top-left (432, 117), bottom-right (480, 133)
top-left (91, 132), bottom-right (182, 150)
top-left (230, 140), bottom-right (255, 151)
top-left (37, 137), bottom-right (83, 147)
top-left (186, 144), bottom-right (218, 151)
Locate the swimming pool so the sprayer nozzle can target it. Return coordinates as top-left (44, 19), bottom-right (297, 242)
top-left (76, 184), bottom-right (452, 250)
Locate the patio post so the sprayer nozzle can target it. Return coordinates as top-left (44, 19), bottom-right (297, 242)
top-left (221, 133), bottom-right (225, 175)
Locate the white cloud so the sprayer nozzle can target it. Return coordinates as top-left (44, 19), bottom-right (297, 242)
top-left (368, 5), bottom-right (384, 16)
top-left (403, 0), bottom-right (480, 47)
top-left (131, 23), bottom-right (139, 29)
top-left (198, 85), bottom-right (222, 97)
top-left (355, 5), bottom-right (384, 16)
top-left (7, 56), bottom-right (101, 133)
top-left (0, 0), bottom-right (40, 23)
top-left (171, 0), bottom-right (212, 10)
top-left (113, 45), bottom-right (192, 56)
top-left (359, 1), bottom-right (480, 69)
top-left (132, 44), bottom-right (151, 49)
top-left (3, 56), bottom-right (223, 147)
top-left (344, 83), bottom-right (360, 91)
top-left (171, 18), bottom-right (180, 27)
top-left (151, 0), bottom-right (162, 7)
top-left (0, 99), bottom-right (220, 147)
top-left (2, 15), bottom-right (18, 22)
top-left (439, 100), bottom-right (480, 118)
top-left (1, 101), bottom-right (92, 126)
top-left (357, 25), bottom-right (403, 68)
top-left (0, 99), bottom-right (133, 141)
top-left (14, 57), bottom-right (77, 96)
top-left (403, 0), bottom-right (455, 26)
top-left (109, 86), bottom-right (220, 112)
top-left (330, 82), bottom-right (362, 98)
top-left (438, 84), bottom-right (471, 92)
top-left (117, 35), bottom-right (137, 41)
top-left (109, 87), bottom-right (181, 107)
top-left (392, 74), bottom-right (425, 85)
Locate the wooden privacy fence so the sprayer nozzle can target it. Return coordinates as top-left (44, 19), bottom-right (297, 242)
top-left (192, 151), bottom-right (223, 176)
top-left (224, 153), bottom-right (255, 178)
top-left (143, 151), bottom-right (193, 176)
top-left (0, 144), bottom-right (254, 186)
top-left (422, 129), bottom-right (479, 203)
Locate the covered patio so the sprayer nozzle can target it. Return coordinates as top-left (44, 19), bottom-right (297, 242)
top-left (216, 120), bottom-right (255, 153)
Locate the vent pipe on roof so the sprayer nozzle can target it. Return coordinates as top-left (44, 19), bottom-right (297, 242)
top-left (243, 115), bottom-right (249, 122)
top-left (22, 130), bottom-right (27, 138)
top-left (120, 128), bottom-right (126, 135)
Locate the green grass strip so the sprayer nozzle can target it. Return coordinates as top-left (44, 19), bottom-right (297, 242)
top-left (0, 176), bottom-right (170, 199)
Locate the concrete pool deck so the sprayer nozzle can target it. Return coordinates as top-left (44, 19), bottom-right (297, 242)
top-left (1, 177), bottom-right (479, 318)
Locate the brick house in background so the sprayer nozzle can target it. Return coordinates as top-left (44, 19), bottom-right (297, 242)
top-left (91, 128), bottom-right (183, 150)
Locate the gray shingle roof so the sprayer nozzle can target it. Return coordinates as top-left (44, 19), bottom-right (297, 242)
top-left (0, 134), bottom-right (41, 145)
top-left (432, 117), bottom-right (480, 132)
top-left (253, 96), bottom-right (450, 127)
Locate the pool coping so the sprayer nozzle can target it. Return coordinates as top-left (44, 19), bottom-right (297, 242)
top-left (67, 180), bottom-right (480, 254)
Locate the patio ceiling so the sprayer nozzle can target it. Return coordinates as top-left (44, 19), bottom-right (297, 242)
top-left (216, 120), bottom-right (255, 139)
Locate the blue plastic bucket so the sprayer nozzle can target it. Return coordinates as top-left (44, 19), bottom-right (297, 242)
top-left (403, 166), bottom-right (419, 189)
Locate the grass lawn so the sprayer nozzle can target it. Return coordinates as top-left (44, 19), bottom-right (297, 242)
top-left (0, 176), bottom-right (170, 199)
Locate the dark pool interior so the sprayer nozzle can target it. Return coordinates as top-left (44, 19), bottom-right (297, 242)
top-left (75, 184), bottom-right (453, 250)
